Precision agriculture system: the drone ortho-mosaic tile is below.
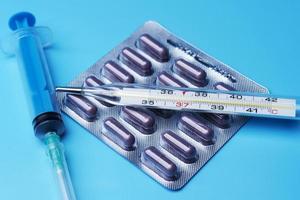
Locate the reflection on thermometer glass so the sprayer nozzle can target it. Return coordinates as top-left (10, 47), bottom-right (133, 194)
top-left (56, 83), bottom-right (300, 120)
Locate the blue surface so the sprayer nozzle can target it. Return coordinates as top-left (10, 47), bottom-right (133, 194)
top-left (0, 1), bottom-right (299, 199)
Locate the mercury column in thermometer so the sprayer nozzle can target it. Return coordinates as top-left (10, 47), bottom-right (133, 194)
top-left (56, 84), bottom-right (300, 120)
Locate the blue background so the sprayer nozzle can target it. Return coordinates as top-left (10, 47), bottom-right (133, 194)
top-left (0, 0), bottom-right (299, 199)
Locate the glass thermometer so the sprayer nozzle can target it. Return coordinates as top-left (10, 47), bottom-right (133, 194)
top-left (56, 83), bottom-right (300, 120)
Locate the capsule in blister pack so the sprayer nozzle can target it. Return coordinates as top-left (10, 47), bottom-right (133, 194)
top-left (57, 21), bottom-right (268, 190)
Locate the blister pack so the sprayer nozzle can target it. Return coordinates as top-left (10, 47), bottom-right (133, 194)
top-left (57, 21), bottom-right (268, 190)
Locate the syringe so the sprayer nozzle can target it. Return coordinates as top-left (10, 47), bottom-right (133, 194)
top-left (56, 83), bottom-right (300, 120)
top-left (2, 12), bottom-right (76, 200)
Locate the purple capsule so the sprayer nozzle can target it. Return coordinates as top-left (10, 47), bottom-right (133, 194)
top-left (141, 146), bottom-right (178, 181)
top-left (161, 130), bottom-right (197, 163)
top-left (202, 113), bottom-right (231, 129)
top-left (103, 60), bottom-right (134, 83)
top-left (174, 59), bottom-right (207, 86)
top-left (178, 113), bottom-right (214, 145)
top-left (148, 108), bottom-right (174, 119)
top-left (85, 75), bottom-right (104, 87)
top-left (120, 47), bottom-right (153, 76)
top-left (137, 34), bottom-right (169, 62)
top-left (84, 75), bottom-right (113, 107)
top-left (155, 71), bottom-right (186, 118)
top-left (121, 107), bottom-right (155, 134)
top-left (65, 94), bottom-right (97, 121)
top-left (103, 117), bottom-right (135, 151)
top-left (157, 71), bottom-right (187, 87)
top-left (203, 82), bottom-right (236, 129)
top-left (213, 82), bottom-right (236, 91)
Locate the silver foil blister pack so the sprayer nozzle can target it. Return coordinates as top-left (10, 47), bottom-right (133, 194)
top-left (57, 21), bottom-right (268, 190)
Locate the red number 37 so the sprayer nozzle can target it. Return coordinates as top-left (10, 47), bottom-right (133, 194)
top-left (175, 101), bottom-right (189, 107)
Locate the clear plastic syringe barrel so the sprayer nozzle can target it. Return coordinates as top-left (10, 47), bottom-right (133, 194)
top-left (6, 12), bottom-right (64, 138)
top-left (70, 83), bottom-right (300, 120)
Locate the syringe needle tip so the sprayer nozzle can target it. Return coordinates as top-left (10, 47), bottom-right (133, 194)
top-left (45, 133), bottom-right (77, 200)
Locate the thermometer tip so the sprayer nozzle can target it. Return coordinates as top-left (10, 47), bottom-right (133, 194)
top-left (56, 87), bottom-right (82, 94)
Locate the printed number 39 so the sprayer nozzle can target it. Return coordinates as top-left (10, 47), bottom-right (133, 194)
top-left (211, 105), bottom-right (224, 110)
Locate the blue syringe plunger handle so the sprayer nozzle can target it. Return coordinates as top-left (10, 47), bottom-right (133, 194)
top-left (9, 12), bottom-right (64, 139)
top-left (9, 12), bottom-right (36, 31)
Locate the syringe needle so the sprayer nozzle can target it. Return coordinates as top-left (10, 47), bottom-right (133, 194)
top-left (45, 133), bottom-right (76, 200)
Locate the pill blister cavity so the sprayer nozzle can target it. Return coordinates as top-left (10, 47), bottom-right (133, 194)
top-left (202, 82), bottom-right (237, 129)
top-left (84, 75), bottom-right (114, 107)
top-left (148, 108), bottom-right (174, 119)
top-left (65, 94), bottom-right (97, 121)
top-left (202, 113), bottom-right (231, 129)
top-left (103, 117), bottom-right (136, 151)
top-left (214, 82), bottom-right (236, 91)
top-left (121, 106), bottom-right (156, 134)
top-left (102, 61), bottom-right (135, 83)
top-left (157, 71), bottom-right (187, 87)
top-left (137, 34), bottom-right (169, 62)
top-left (141, 146), bottom-right (178, 181)
top-left (161, 130), bottom-right (198, 163)
top-left (153, 71), bottom-right (186, 118)
top-left (178, 113), bottom-right (215, 145)
top-left (120, 47), bottom-right (153, 76)
top-left (173, 59), bottom-right (208, 87)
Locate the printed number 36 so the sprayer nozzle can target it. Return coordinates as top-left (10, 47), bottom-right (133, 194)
top-left (142, 100), bottom-right (154, 105)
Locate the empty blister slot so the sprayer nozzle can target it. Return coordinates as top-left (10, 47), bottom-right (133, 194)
top-left (202, 82), bottom-right (236, 129)
top-left (120, 47), bottom-right (153, 76)
top-left (121, 107), bottom-right (156, 135)
top-left (65, 94), bottom-right (97, 121)
top-left (102, 60), bottom-right (135, 83)
top-left (103, 117), bottom-right (136, 151)
top-left (137, 34), bottom-right (169, 62)
top-left (173, 59), bottom-right (208, 87)
top-left (141, 146), bottom-right (178, 181)
top-left (161, 130), bottom-right (198, 164)
top-left (84, 75), bottom-right (114, 107)
top-left (178, 113), bottom-right (215, 145)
